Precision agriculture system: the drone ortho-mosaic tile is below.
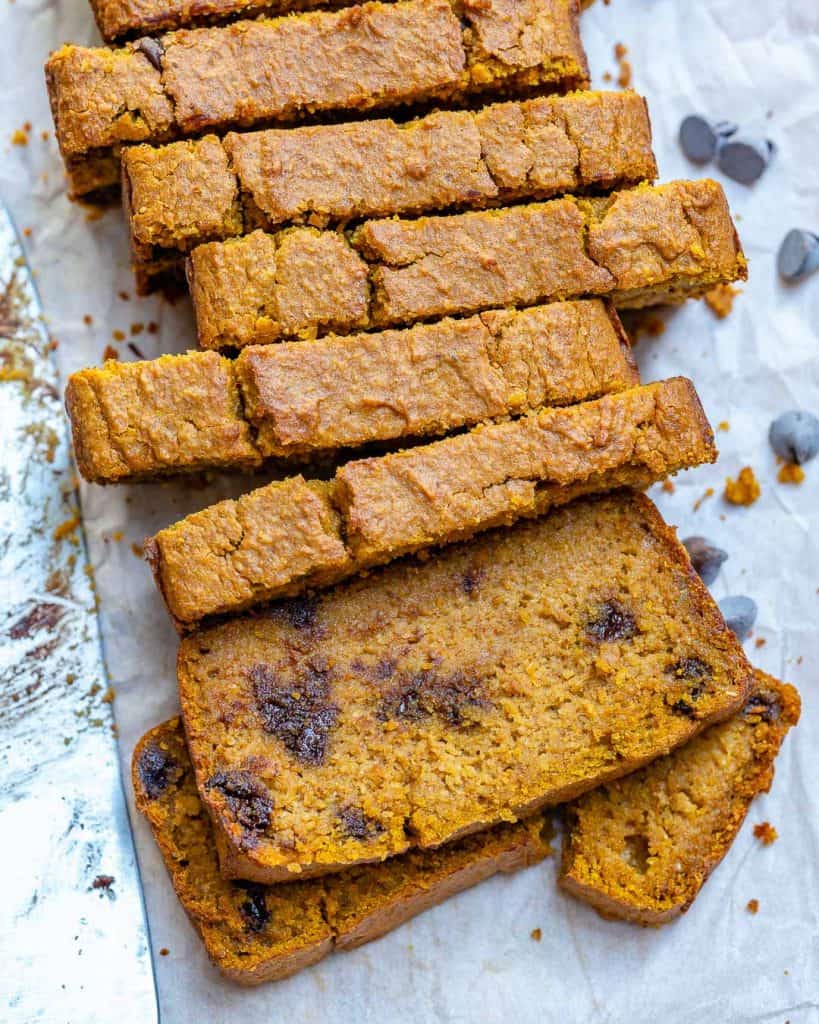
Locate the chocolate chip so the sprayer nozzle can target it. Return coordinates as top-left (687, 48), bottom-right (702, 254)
top-left (716, 137), bottom-right (775, 185)
top-left (778, 229), bottom-right (819, 282)
top-left (769, 410), bottom-right (819, 465)
top-left (377, 669), bottom-right (490, 727)
top-left (135, 37), bottom-right (165, 71)
top-left (460, 567), bottom-right (484, 596)
top-left (338, 806), bottom-right (385, 841)
top-left (251, 663), bottom-right (338, 765)
top-left (205, 770), bottom-right (273, 833)
top-left (743, 689), bottom-right (782, 723)
top-left (719, 595), bottom-right (758, 640)
top-left (666, 657), bottom-right (713, 717)
top-left (683, 536), bottom-right (728, 586)
top-left (586, 600), bottom-right (637, 643)
top-left (235, 883), bottom-right (271, 932)
top-left (137, 743), bottom-right (181, 799)
top-left (679, 115), bottom-right (737, 164)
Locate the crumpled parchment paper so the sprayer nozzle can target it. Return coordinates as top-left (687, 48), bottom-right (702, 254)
top-left (1, 0), bottom-right (817, 1019)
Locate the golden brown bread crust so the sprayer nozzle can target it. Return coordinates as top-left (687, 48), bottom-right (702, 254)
top-left (64, 350), bottom-right (262, 483)
top-left (132, 718), bottom-right (551, 984)
top-left (190, 180), bottom-right (746, 348)
top-left (176, 490), bottom-right (753, 883)
top-left (147, 378), bottom-right (714, 629)
top-left (559, 672), bottom-right (800, 925)
top-left (122, 90), bottom-right (655, 288)
top-left (65, 300), bottom-right (638, 483)
top-left (46, 0), bottom-right (588, 201)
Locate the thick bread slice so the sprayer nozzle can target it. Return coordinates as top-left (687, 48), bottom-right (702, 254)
top-left (177, 490), bottom-right (753, 883)
top-left (559, 672), bottom-right (800, 924)
top-left (189, 180), bottom-right (746, 349)
top-left (133, 719), bottom-right (551, 984)
top-left (65, 300), bottom-right (637, 483)
top-left (147, 377), bottom-right (714, 629)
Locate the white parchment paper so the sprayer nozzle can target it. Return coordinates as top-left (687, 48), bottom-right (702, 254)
top-left (2, 0), bottom-right (817, 1019)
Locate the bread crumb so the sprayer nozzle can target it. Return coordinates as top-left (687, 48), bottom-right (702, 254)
top-left (693, 487), bottom-right (714, 511)
top-left (530, 928), bottom-right (542, 941)
top-left (159, 948), bottom-right (170, 956)
top-left (112, 329), bottom-right (126, 342)
top-left (83, 314), bottom-right (93, 326)
top-left (777, 463), bottom-right (805, 485)
top-left (753, 822), bottom-right (778, 845)
top-left (111, 530), bottom-right (123, 542)
top-left (613, 42), bottom-right (631, 87)
top-left (718, 421), bottom-right (730, 432)
top-left (724, 467), bottom-right (760, 506)
top-left (705, 283), bottom-right (741, 319)
top-left (746, 898), bottom-right (759, 914)
top-left (131, 322), bottom-right (144, 336)
top-left (54, 514), bottom-right (80, 541)
top-left (103, 345), bottom-right (119, 361)
top-left (131, 542), bottom-right (144, 559)
top-left (147, 321), bottom-right (159, 334)
top-left (102, 686), bottom-right (116, 703)
top-left (602, 70), bottom-right (612, 82)
top-left (755, 637), bottom-right (766, 648)
top-left (661, 479), bottom-right (675, 494)
top-left (11, 128), bottom-right (28, 146)
top-left (118, 290), bottom-right (130, 301)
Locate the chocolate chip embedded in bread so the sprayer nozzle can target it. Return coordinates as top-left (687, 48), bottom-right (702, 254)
top-left (743, 688), bottom-right (782, 724)
top-left (666, 657), bottom-right (714, 718)
top-left (377, 669), bottom-right (490, 727)
top-left (135, 37), bottom-right (165, 71)
top-left (235, 882), bottom-right (271, 932)
top-left (137, 742), bottom-right (182, 799)
top-left (586, 600), bottom-right (637, 643)
top-left (338, 806), bottom-right (385, 841)
top-left (250, 663), bottom-right (339, 765)
top-left (205, 770), bottom-right (273, 833)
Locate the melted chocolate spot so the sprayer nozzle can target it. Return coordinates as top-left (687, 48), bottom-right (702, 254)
top-left (378, 669), bottom-right (490, 727)
top-left (135, 37), bottom-right (165, 71)
top-left (338, 806), bottom-right (385, 841)
top-left (205, 770), bottom-right (273, 833)
top-left (743, 689), bottom-right (782, 723)
top-left (666, 657), bottom-right (714, 717)
top-left (235, 882), bottom-right (271, 932)
top-left (137, 743), bottom-right (181, 799)
top-left (280, 597), bottom-right (319, 631)
top-left (250, 663), bottom-right (338, 765)
top-left (586, 601), bottom-right (637, 643)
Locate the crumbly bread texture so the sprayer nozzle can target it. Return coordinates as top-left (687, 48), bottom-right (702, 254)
top-left (147, 377), bottom-right (715, 629)
top-left (560, 672), bottom-right (800, 925)
top-left (189, 180), bottom-right (746, 349)
top-left (176, 490), bottom-right (753, 883)
top-left (133, 718), bottom-right (551, 984)
top-left (122, 90), bottom-right (655, 290)
top-left (46, 0), bottom-right (588, 201)
top-left (66, 300), bottom-right (637, 483)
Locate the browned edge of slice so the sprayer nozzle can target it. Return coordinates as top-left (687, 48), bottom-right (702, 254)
top-left (132, 718), bottom-right (551, 984)
top-left (559, 671), bottom-right (800, 925)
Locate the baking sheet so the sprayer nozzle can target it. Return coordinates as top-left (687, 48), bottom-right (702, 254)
top-left (1, 0), bottom-right (817, 1019)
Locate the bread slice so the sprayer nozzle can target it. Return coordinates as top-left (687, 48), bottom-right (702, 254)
top-left (122, 90), bottom-right (656, 292)
top-left (133, 718), bottom-right (551, 984)
top-left (147, 377), bottom-right (715, 630)
top-left (559, 671), bottom-right (800, 924)
top-left (177, 490), bottom-right (753, 884)
top-left (190, 180), bottom-right (746, 349)
top-left (46, 0), bottom-right (588, 202)
top-left (65, 300), bottom-right (638, 483)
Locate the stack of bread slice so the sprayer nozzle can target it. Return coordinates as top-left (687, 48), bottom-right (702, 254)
top-left (47, 0), bottom-right (798, 986)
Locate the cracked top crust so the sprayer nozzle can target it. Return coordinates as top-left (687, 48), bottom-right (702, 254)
top-left (560, 672), bottom-right (800, 924)
top-left (132, 718), bottom-right (550, 983)
top-left (190, 179), bottom-right (744, 349)
top-left (121, 90), bottom-right (655, 267)
top-left (46, 0), bottom-right (588, 199)
top-left (147, 377), bottom-right (714, 630)
top-left (177, 490), bottom-right (752, 883)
